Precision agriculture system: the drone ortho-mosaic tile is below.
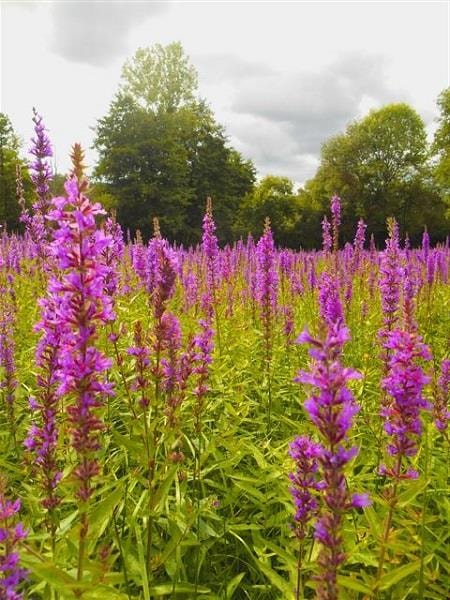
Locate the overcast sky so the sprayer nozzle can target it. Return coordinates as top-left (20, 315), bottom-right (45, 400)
top-left (1, 1), bottom-right (448, 186)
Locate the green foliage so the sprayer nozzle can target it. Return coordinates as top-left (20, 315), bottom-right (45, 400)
top-left (121, 42), bottom-right (199, 114)
top-left (234, 176), bottom-right (301, 246)
top-left (0, 113), bottom-right (32, 230)
top-left (432, 88), bottom-right (450, 211)
top-left (302, 103), bottom-right (449, 244)
top-left (234, 176), bottom-right (325, 249)
top-left (94, 44), bottom-right (255, 244)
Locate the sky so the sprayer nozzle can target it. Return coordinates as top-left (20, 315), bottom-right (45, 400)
top-left (1, 0), bottom-right (449, 186)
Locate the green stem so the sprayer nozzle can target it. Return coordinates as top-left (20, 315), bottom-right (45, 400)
top-left (373, 455), bottom-right (402, 596)
top-left (418, 423), bottom-right (430, 599)
top-left (76, 511), bottom-right (88, 596)
top-left (295, 538), bottom-right (304, 600)
top-left (113, 509), bottom-right (132, 600)
top-left (194, 435), bottom-right (202, 599)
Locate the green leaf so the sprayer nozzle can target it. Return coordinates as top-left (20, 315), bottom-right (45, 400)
top-left (21, 557), bottom-right (77, 595)
top-left (379, 558), bottom-right (429, 590)
top-left (148, 582), bottom-right (211, 595)
top-left (134, 523), bottom-right (150, 600)
top-left (337, 575), bottom-right (373, 595)
top-left (397, 478), bottom-right (429, 507)
top-left (364, 506), bottom-right (383, 541)
top-left (84, 586), bottom-right (129, 599)
top-left (226, 573), bottom-right (245, 598)
top-left (89, 481), bottom-right (124, 543)
top-left (256, 560), bottom-right (293, 596)
top-left (150, 464), bottom-right (178, 514)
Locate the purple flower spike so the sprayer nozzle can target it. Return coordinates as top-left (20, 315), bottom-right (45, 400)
top-left (47, 177), bottom-right (115, 503)
top-left (256, 218), bottom-right (278, 347)
top-left (380, 330), bottom-right (431, 479)
top-left (30, 108), bottom-right (53, 214)
top-left (330, 195), bottom-right (341, 251)
top-left (294, 290), bottom-right (368, 598)
top-left (321, 216), bottom-right (332, 254)
top-left (24, 290), bottom-right (63, 511)
top-left (0, 484), bottom-right (28, 599)
top-left (201, 198), bottom-right (219, 320)
top-left (433, 358), bottom-right (450, 433)
top-left (379, 220), bottom-right (402, 336)
top-left (318, 273), bottom-right (343, 328)
top-left (288, 436), bottom-right (324, 539)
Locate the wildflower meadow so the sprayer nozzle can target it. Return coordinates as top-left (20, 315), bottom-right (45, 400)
top-left (0, 113), bottom-right (448, 599)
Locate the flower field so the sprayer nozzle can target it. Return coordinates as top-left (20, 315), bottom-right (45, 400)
top-left (0, 117), bottom-right (449, 599)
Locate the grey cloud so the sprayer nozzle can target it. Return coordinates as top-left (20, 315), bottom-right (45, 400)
top-left (228, 117), bottom-right (319, 184)
top-left (226, 54), bottom-right (400, 181)
top-left (195, 53), bottom-right (275, 83)
top-left (233, 54), bottom-right (393, 153)
top-left (50, 1), bottom-right (169, 67)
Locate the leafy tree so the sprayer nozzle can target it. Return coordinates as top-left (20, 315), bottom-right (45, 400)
top-left (234, 176), bottom-right (303, 247)
top-left (94, 43), bottom-right (255, 243)
top-left (302, 103), bottom-right (445, 243)
top-left (432, 88), bottom-right (450, 210)
top-left (0, 113), bottom-right (32, 230)
top-left (121, 42), bottom-right (198, 113)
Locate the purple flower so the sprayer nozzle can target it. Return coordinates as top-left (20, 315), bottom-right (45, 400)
top-left (288, 436), bottom-right (324, 538)
top-left (352, 219), bottom-right (367, 272)
top-left (47, 177), bottom-right (114, 503)
top-left (192, 317), bottom-right (214, 433)
top-left (433, 358), bottom-right (450, 432)
top-left (380, 330), bottom-right (431, 479)
top-left (256, 219), bottom-right (278, 366)
top-left (128, 321), bottom-right (151, 408)
top-left (0, 485), bottom-right (28, 599)
top-left (295, 293), bottom-right (368, 598)
top-left (0, 289), bottom-right (17, 444)
top-left (330, 195), bottom-right (341, 251)
top-left (379, 220), bottom-right (402, 336)
top-left (318, 273), bottom-right (343, 328)
top-left (102, 217), bottom-right (124, 296)
top-left (29, 108), bottom-right (53, 214)
top-left (256, 220), bottom-right (278, 314)
top-left (421, 229), bottom-right (430, 263)
top-left (350, 493), bottom-right (371, 508)
top-left (321, 216), bottom-right (332, 253)
top-left (147, 236), bottom-right (178, 319)
top-left (201, 198), bottom-right (219, 320)
top-left (24, 290), bottom-right (63, 511)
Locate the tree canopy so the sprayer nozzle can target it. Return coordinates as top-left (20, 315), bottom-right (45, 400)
top-left (299, 103), bottom-right (448, 243)
top-left (94, 43), bottom-right (255, 243)
top-left (0, 113), bottom-right (32, 230)
top-left (432, 88), bottom-right (450, 211)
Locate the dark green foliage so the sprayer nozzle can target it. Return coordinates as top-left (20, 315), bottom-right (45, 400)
top-left (301, 103), bottom-right (449, 245)
top-left (234, 176), bottom-right (301, 246)
top-left (93, 44), bottom-right (255, 244)
top-left (0, 113), bottom-right (32, 231)
top-left (432, 88), bottom-right (450, 209)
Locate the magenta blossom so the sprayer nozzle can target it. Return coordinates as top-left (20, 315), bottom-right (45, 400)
top-left (0, 487), bottom-right (28, 599)
top-left (295, 293), bottom-right (369, 598)
top-left (380, 329), bottom-right (431, 479)
top-left (48, 178), bottom-right (114, 502)
top-left (288, 436), bottom-right (325, 539)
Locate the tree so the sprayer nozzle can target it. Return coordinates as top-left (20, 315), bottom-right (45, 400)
top-left (432, 88), bottom-right (450, 209)
top-left (234, 176), bottom-right (303, 247)
top-left (121, 42), bottom-right (198, 113)
top-left (302, 104), bottom-right (445, 243)
top-left (94, 44), bottom-right (255, 243)
top-left (0, 113), bottom-right (32, 230)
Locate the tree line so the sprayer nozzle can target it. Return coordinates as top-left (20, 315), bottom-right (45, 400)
top-left (1, 42), bottom-right (449, 247)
